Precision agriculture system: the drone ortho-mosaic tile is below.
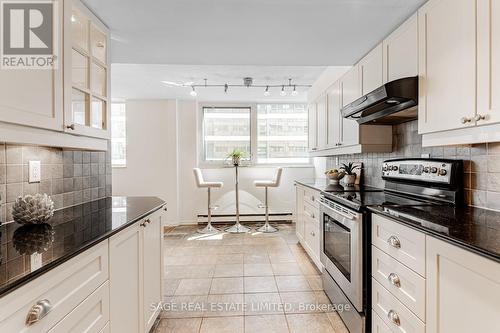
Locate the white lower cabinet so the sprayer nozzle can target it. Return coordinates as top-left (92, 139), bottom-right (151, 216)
top-left (426, 237), bottom-right (500, 333)
top-left (295, 184), bottom-right (322, 271)
top-left (372, 310), bottom-right (392, 333)
top-left (109, 209), bottom-right (164, 333)
top-left (0, 207), bottom-right (164, 333)
top-left (47, 281), bottom-right (109, 333)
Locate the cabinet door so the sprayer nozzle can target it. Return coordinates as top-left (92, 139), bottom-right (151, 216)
top-left (308, 102), bottom-right (318, 152)
top-left (426, 237), bottom-right (500, 333)
top-left (477, 0), bottom-right (500, 125)
top-left (109, 223), bottom-right (142, 333)
top-left (418, 0), bottom-right (476, 134)
top-left (383, 13), bottom-right (418, 83)
top-left (64, 0), bottom-right (110, 139)
top-left (340, 68), bottom-right (361, 146)
top-left (142, 213), bottom-right (162, 333)
top-left (359, 43), bottom-right (383, 95)
top-left (0, 0), bottom-right (63, 131)
top-left (316, 94), bottom-right (328, 150)
top-left (340, 66), bottom-right (361, 107)
top-left (295, 186), bottom-right (305, 241)
top-left (326, 82), bottom-right (341, 147)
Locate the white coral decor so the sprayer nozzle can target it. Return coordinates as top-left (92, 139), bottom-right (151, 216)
top-left (12, 194), bottom-right (55, 225)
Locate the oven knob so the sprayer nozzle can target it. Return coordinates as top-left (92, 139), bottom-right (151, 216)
top-left (439, 169), bottom-right (447, 176)
top-left (431, 167), bottom-right (438, 173)
top-left (423, 167), bottom-right (430, 173)
top-left (383, 165), bottom-right (388, 171)
top-left (389, 165), bottom-right (394, 171)
top-left (393, 165), bottom-right (399, 171)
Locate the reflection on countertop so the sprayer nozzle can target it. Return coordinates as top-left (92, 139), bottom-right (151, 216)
top-left (0, 196), bottom-right (166, 297)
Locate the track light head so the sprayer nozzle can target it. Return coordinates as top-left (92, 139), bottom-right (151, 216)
top-left (291, 85), bottom-right (299, 96)
top-left (264, 86), bottom-right (270, 96)
top-left (280, 85), bottom-right (286, 96)
top-left (190, 86), bottom-right (197, 97)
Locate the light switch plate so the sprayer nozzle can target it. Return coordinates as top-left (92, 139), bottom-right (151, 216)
top-left (29, 160), bottom-right (41, 183)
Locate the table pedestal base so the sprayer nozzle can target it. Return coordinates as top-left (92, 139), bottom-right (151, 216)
top-left (257, 222), bottom-right (278, 233)
top-left (225, 222), bottom-right (251, 233)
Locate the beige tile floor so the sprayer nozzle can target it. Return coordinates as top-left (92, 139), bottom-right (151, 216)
top-left (156, 224), bottom-right (349, 333)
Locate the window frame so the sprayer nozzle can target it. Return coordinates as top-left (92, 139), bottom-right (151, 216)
top-left (111, 102), bottom-right (127, 168)
top-left (198, 102), bottom-right (311, 168)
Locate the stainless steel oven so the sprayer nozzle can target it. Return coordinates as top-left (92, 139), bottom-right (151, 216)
top-left (319, 196), bottom-right (364, 333)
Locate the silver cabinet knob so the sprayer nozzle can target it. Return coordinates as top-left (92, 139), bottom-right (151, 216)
top-left (387, 310), bottom-right (401, 326)
top-left (66, 124), bottom-right (75, 130)
top-left (26, 299), bottom-right (52, 326)
top-left (387, 236), bottom-right (401, 249)
top-left (460, 117), bottom-right (472, 124)
top-left (474, 114), bottom-right (486, 122)
top-left (388, 273), bottom-right (401, 288)
top-left (310, 231), bottom-right (315, 237)
top-left (140, 219), bottom-right (150, 227)
top-left (163, 206), bottom-right (168, 212)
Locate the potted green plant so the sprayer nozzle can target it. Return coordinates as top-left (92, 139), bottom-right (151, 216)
top-left (227, 149), bottom-right (246, 166)
top-left (340, 162), bottom-right (360, 186)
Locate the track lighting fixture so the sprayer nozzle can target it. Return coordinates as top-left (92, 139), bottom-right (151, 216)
top-left (280, 85), bottom-right (287, 96)
top-left (264, 86), bottom-right (270, 96)
top-left (169, 77), bottom-right (310, 97)
top-left (190, 86), bottom-right (197, 97)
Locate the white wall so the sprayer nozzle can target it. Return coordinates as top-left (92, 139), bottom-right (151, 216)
top-left (113, 99), bottom-right (315, 225)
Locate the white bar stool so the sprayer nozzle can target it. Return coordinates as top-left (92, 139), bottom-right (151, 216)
top-left (193, 168), bottom-right (223, 234)
top-left (254, 167), bottom-right (283, 233)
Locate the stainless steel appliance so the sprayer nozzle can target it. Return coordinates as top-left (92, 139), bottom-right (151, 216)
top-left (342, 76), bottom-right (418, 125)
top-left (319, 158), bottom-right (463, 333)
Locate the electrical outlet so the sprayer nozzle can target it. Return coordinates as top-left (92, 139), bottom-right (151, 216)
top-left (29, 160), bottom-right (41, 183)
top-left (335, 157), bottom-right (339, 166)
top-left (421, 153), bottom-right (430, 159)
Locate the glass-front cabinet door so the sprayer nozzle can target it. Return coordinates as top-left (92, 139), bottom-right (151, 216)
top-left (64, 0), bottom-right (110, 139)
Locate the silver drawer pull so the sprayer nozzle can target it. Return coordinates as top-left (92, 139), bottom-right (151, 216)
top-left (26, 299), bottom-right (52, 326)
top-left (388, 273), bottom-right (401, 288)
top-left (387, 310), bottom-right (401, 326)
top-left (387, 235), bottom-right (401, 249)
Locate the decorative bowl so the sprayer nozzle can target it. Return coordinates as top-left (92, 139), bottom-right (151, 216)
top-left (325, 171), bottom-right (345, 184)
top-left (12, 194), bottom-right (55, 225)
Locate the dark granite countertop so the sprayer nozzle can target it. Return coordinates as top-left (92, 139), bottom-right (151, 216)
top-left (0, 196), bottom-right (166, 297)
top-left (369, 205), bottom-right (500, 263)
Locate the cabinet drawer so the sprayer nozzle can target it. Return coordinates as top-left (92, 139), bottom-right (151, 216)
top-left (303, 201), bottom-right (319, 221)
top-left (48, 281), bottom-right (109, 333)
top-left (372, 310), bottom-right (394, 333)
top-left (303, 188), bottom-right (320, 209)
top-left (372, 279), bottom-right (425, 333)
top-left (305, 217), bottom-right (320, 261)
top-left (372, 246), bottom-right (426, 320)
top-left (0, 241), bottom-right (109, 332)
top-left (372, 214), bottom-right (426, 276)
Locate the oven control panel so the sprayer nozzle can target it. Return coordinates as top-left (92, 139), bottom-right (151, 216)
top-left (382, 159), bottom-right (454, 184)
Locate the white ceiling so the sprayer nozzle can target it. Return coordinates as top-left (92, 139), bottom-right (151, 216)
top-left (111, 64), bottom-right (330, 101)
top-left (83, 0), bottom-right (427, 66)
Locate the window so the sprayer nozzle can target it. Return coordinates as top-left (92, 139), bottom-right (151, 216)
top-left (202, 107), bottom-right (251, 162)
top-left (257, 104), bottom-right (309, 164)
top-left (111, 103), bottom-right (126, 167)
top-left (200, 104), bottom-right (309, 165)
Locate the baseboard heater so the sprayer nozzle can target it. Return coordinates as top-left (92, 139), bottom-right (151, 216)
top-left (196, 212), bottom-right (293, 225)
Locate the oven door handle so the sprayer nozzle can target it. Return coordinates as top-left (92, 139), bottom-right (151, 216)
top-left (319, 201), bottom-right (355, 220)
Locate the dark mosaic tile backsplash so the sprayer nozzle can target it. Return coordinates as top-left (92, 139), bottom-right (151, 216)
top-left (325, 120), bottom-right (500, 211)
top-left (0, 143), bottom-right (112, 223)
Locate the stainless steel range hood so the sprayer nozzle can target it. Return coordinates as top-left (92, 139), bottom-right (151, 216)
top-left (341, 76), bottom-right (418, 125)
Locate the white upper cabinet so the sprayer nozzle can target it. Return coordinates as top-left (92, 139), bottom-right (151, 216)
top-left (326, 81), bottom-right (342, 148)
top-left (418, 0), bottom-right (477, 134)
top-left (64, 0), bottom-right (111, 139)
top-left (359, 43), bottom-right (383, 95)
top-left (316, 94), bottom-right (328, 149)
top-left (308, 102), bottom-right (318, 152)
top-left (0, 0), bottom-right (63, 131)
top-left (340, 65), bottom-right (362, 107)
top-left (382, 13), bottom-right (418, 83)
top-left (477, 0), bottom-right (500, 126)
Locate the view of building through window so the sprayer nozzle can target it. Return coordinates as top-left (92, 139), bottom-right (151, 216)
top-left (257, 104), bottom-right (309, 164)
top-left (203, 107), bottom-right (251, 161)
top-left (111, 103), bottom-right (126, 167)
top-left (201, 104), bottom-right (308, 164)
